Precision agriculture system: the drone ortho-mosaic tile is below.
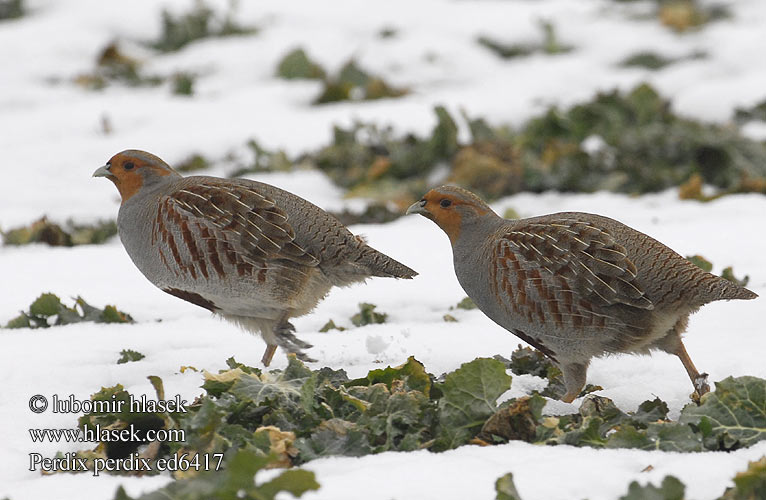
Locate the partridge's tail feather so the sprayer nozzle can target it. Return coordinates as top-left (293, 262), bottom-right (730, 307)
top-left (359, 246), bottom-right (418, 279)
top-left (707, 276), bottom-right (758, 302)
top-left (722, 286), bottom-right (758, 301)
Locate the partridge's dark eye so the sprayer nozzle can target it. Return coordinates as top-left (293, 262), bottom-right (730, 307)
top-left (440, 199), bottom-right (452, 208)
top-left (124, 162), bottom-right (135, 170)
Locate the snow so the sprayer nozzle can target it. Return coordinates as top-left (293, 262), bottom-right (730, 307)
top-left (1, 0), bottom-right (766, 499)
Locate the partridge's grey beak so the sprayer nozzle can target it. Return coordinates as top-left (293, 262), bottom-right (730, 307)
top-left (406, 199), bottom-right (427, 215)
top-left (92, 165), bottom-right (113, 178)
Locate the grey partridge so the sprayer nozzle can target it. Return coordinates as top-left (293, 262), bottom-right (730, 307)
top-left (408, 185), bottom-right (757, 402)
top-left (94, 150), bottom-right (417, 366)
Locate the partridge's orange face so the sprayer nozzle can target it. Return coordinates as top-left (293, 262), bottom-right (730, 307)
top-left (93, 150), bottom-right (175, 203)
top-left (406, 186), bottom-right (492, 244)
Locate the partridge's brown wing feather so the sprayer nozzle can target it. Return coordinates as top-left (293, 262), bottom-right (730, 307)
top-left (153, 181), bottom-right (320, 282)
top-left (489, 217), bottom-right (654, 332)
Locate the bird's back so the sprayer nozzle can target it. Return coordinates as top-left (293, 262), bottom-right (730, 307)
top-left (546, 212), bottom-right (757, 308)
top-left (216, 178), bottom-right (417, 283)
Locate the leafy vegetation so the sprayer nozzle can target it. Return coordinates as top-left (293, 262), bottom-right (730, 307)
top-left (378, 26), bottom-right (398, 39)
top-left (512, 83), bottom-right (766, 195)
top-left (719, 456), bottom-right (766, 500)
top-left (227, 139), bottom-right (293, 177)
top-left (171, 72), bottom-right (196, 96)
top-left (4, 293), bottom-right (133, 329)
top-left (619, 476), bottom-right (685, 500)
top-left (175, 153), bottom-right (211, 172)
top-left (56, 356), bottom-right (507, 476)
top-left (351, 303), bottom-right (388, 327)
top-left (276, 48), bottom-right (326, 80)
top-left (313, 59), bottom-right (408, 104)
top-left (113, 447), bottom-right (319, 500)
top-left (318, 319), bottom-right (345, 332)
top-left (734, 98), bottom-right (766, 125)
top-left (74, 43), bottom-right (202, 94)
top-left (477, 20), bottom-right (573, 60)
top-left (285, 84), bottom-right (766, 208)
top-left (3, 217), bottom-right (117, 246)
top-left (215, 83), bottom-right (766, 213)
top-left (655, 0), bottom-right (730, 33)
top-left (306, 104), bottom-right (457, 204)
top-left (0, 0), bottom-right (23, 20)
top-left (74, 42), bottom-right (164, 91)
top-left (55, 351), bottom-right (766, 485)
top-left (618, 50), bottom-right (706, 71)
top-left (149, 0), bottom-right (255, 53)
top-left (495, 472), bottom-right (523, 500)
top-left (619, 51), bottom-right (678, 70)
top-left (455, 297), bottom-right (477, 310)
top-left (117, 349), bottom-right (146, 364)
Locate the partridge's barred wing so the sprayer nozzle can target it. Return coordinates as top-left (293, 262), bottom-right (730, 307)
top-left (152, 181), bottom-right (319, 281)
top-left (490, 217), bottom-right (653, 330)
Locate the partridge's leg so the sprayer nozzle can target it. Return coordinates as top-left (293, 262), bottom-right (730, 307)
top-left (561, 361), bottom-right (589, 403)
top-left (674, 340), bottom-right (710, 397)
top-left (261, 344), bottom-right (278, 367)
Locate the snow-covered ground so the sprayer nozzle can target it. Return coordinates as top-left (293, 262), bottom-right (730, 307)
top-left (1, 1), bottom-right (765, 499)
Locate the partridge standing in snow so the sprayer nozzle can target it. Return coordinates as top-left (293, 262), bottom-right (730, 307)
top-left (408, 185), bottom-right (757, 402)
top-left (94, 150), bottom-right (417, 365)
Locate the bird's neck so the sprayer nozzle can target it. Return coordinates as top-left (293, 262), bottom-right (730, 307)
top-left (450, 213), bottom-right (504, 253)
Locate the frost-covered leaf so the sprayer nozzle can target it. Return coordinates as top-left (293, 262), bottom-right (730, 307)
top-left (537, 395), bottom-right (677, 448)
top-left (350, 384), bottom-right (434, 452)
top-left (505, 345), bottom-right (560, 381)
top-left (607, 423), bottom-right (703, 452)
top-left (347, 356), bottom-right (431, 396)
top-left (619, 476), bottom-right (685, 500)
top-left (680, 376), bottom-right (766, 450)
top-left (294, 419), bottom-right (372, 461)
top-left (434, 358), bottom-right (512, 450)
top-left (632, 398), bottom-right (671, 425)
top-left (230, 370), bottom-right (304, 407)
top-left (557, 416), bottom-right (608, 447)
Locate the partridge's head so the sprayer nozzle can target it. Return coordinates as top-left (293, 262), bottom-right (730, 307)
top-left (93, 150), bottom-right (180, 203)
top-left (406, 185), bottom-right (496, 243)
